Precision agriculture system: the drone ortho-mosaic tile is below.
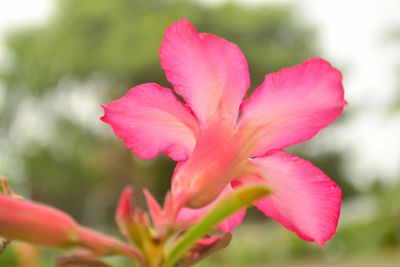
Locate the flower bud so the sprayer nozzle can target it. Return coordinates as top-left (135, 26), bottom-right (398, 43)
top-left (0, 195), bottom-right (79, 247)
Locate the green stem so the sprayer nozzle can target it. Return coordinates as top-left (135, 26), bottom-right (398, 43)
top-left (164, 183), bottom-right (271, 267)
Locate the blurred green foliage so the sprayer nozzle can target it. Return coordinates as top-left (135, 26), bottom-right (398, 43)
top-left (2, 0), bottom-right (315, 96)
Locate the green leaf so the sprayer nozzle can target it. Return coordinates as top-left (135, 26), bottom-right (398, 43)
top-left (165, 184), bottom-right (271, 267)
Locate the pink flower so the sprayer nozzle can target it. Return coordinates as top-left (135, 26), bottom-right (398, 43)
top-left (102, 19), bottom-right (346, 247)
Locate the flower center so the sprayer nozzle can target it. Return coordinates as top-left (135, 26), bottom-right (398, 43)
top-left (172, 118), bottom-right (256, 209)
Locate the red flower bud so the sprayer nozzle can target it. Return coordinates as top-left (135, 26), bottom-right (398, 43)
top-left (0, 195), bottom-right (79, 247)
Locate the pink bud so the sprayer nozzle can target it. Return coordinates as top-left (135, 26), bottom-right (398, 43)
top-left (115, 187), bottom-right (152, 249)
top-left (0, 191), bottom-right (145, 265)
top-left (143, 189), bottom-right (184, 238)
top-left (0, 195), bottom-right (79, 247)
top-left (116, 187), bottom-right (133, 225)
top-left (143, 189), bottom-right (162, 226)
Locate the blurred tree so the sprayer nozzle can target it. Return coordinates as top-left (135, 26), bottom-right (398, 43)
top-left (1, 0), bottom-right (316, 96)
top-left (0, 0), bottom-right (325, 228)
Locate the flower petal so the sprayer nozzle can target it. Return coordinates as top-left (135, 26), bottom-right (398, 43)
top-left (236, 150), bottom-right (341, 247)
top-left (102, 83), bottom-right (199, 161)
top-left (239, 58), bottom-right (346, 157)
top-left (177, 183), bottom-right (246, 233)
top-left (160, 19), bottom-right (250, 125)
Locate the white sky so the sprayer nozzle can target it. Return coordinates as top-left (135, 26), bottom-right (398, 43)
top-left (0, 0), bottom-right (400, 187)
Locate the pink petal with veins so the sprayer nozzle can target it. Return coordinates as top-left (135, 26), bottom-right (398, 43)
top-left (160, 18), bottom-right (250, 125)
top-left (239, 58), bottom-right (346, 157)
top-left (102, 83), bottom-right (199, 161)
top-left (235, 150), bottom-right (341, 247)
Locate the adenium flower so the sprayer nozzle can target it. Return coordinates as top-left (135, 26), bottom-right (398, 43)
top-left (102, 19), bottom-right (346, 247)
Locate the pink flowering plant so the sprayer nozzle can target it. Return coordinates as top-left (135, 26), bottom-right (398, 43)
top-left (0, 19), bottom-right (345, 267)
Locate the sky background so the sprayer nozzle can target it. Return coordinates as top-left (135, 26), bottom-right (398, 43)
top-left (0, 0), bottom-right (399, 188)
